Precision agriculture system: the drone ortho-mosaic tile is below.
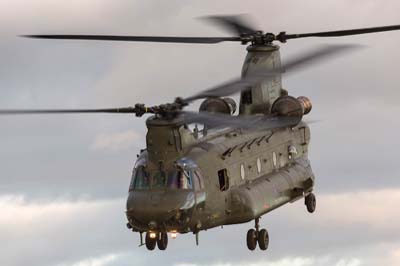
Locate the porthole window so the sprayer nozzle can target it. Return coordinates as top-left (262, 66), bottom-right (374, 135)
top-left (280, 153), bottom-right (286, 167)
top-left (272, 152), bottom-right (277, 168)
top-left (257, 158), bottom-right (261, 173)
top-left (240, 164), bottom-right (245, 180)
top-left (288, 145), bottom-right (297, 160)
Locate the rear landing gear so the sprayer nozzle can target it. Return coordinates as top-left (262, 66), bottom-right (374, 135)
top-left (246, 229), bottom-right (257, 250)
top-left (305, 192), bottom-right (316, 213)
top-left (246, 218), bottom-right (269, 251)
top-left (258, 229), bottom-right (269, 250)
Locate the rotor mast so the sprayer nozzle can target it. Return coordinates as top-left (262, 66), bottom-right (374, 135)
top-left (240, 44), bottom-right (282, 115)
top-left (145, 116), bottom-right (196, 165)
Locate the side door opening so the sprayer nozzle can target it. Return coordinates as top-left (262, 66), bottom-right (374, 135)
top-left (218, 169), bottom-right (229, 191)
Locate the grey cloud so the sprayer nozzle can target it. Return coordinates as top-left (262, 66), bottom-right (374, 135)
top-left (0, 1), bottom-right (400, 266)
top-left (1, 190), bottom-right (399, 266)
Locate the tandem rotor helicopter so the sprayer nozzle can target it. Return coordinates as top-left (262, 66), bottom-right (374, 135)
top-left (3, 15), bottom-right (400, 251)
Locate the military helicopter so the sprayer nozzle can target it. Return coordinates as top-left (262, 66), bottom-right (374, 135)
top-left (3, 15), bottom-right (400, 251)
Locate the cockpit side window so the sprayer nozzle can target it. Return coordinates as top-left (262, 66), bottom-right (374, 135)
top-left (182, 170), bottom-right (193, 189)
top-left (194, 170), bottom-right (204, 191)
top-left (133, 166), bottom-right (150, 190)
top-left (129, 170), bottom-right (135, 192)
top-left (167, 169), bottom-right (193, 190)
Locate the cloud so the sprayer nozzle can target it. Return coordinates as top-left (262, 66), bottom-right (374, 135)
top-left (91, 130), bottom-right (142, 152)
top-left (294, 189), bottom-right (400, 231)
top-left (387, 248), bottom-right (400, 266)
top-left (57, 254), bottom-right (120, 266)
top-left (0, 194), bottom-right (119, 227)
top-left (174, 257), bottom-right (363, 266)
top-left (1, 1), bottom-right (400, 266)
top-left (1, 188), bottom-right (400, 266)
top-left (0, 195), bottom-right (129, 266)
top-left (175, 257), bottom-right (316, 266)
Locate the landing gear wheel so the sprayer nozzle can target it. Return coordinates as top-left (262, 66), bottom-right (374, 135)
top-left (258, 229), bottom-right (269, 250)
top-left (157, 232), bottom-right (168, 250)
top-left (246, 229), bottom-right (257, 250)
top-left (145, 232), bottom-right (157, 250)
top-left (305, 193), bottom-right (316, 213)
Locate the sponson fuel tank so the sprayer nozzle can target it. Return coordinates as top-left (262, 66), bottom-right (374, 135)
top-left (226, 158), bottom-right (315, 225)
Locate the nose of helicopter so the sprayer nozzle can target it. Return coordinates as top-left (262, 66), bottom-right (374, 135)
top-left (126, 190), bottom-right (195, 231)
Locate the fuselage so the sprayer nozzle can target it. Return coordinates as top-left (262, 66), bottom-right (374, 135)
top-left (126, 119), bottom-right (315, 234)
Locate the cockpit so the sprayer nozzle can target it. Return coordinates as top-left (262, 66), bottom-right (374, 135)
top-left (129, 157), bottom-right (204, 191)
top-left (126, 155), bottom-right (206, 233)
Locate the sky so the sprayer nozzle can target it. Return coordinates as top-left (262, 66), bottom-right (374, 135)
top-left (0, 1), bottom-right (400, 266)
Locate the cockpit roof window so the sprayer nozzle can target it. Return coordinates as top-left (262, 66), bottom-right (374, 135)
top-left (176, 157), bottom-right (198, 169)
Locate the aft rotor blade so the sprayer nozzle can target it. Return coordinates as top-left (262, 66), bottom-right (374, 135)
top-left (0, 107), bottom-right (137, 115)
top-left (201, 15), bottom-right (257, 35)
top-left (23, 35), bottom-right (240, 44)
top-left (184, 44), bottom-right (357, 102)
top-left (281, 25), bottom-right (400, 41)
top-left (182, 111), bottom-right (301, 130)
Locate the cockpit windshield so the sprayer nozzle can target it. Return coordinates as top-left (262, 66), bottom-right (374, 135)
top-left (129, 157), bottom-right (202, 191)
top-left (152, 171), bottom-right (167, 189)
top-left (132, 166), bottom-right (150, 190)
top-left (130, 169), bottom-right (193, 190)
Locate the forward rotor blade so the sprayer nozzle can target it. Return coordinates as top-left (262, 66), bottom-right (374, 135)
top-left (182, 111), bottom-right (301, 130)
top-left (184, 44), bottom-right (357, 102)
top-left (281, 25), bottom-right (400, 41)
top-left (201, 15), bottom-right (257, 36)
top-left (23, 35), bottom-right (240, 44)
top-left (0, 107), bottom-right (136, 115)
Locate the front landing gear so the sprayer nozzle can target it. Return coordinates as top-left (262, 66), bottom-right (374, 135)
top-left (145, 232), bottom-right (169, 250)
top-left (145, 232), bottom-right (157, 250)
top-left (305, 192), bottom-right (316, 213)
top-left (246, 218), bottom-right (269, 251)
top-left (157, 232), bottom-right (168, 250)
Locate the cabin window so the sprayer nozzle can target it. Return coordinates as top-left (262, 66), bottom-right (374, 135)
top-left (257, 158), bottom-right (262, 173)
top-left (288, 145), bottom-right (297, 159)
top-left (280, 153), bottom-right (286, 168)
top-left (218, 169), bottom-right (229, 191)
top-left (272, 152), bottom-right (277, 168)
top-left (132, 166), bottom-right (150, 190)
top-left (240, 164), bottom-right (245, 180)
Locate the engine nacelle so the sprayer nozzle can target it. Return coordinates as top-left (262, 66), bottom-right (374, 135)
top-left (199, 97), bottom-right (237, 115)
top-left (271, 96), bottom-right (312, 118)
top-left (297, 96), bottom-right (312, 115)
